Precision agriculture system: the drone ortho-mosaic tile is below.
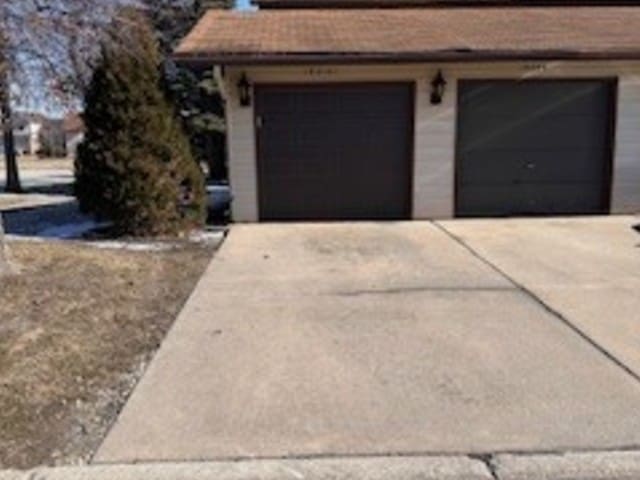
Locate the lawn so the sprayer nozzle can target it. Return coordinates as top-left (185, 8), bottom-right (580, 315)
top-left (0, 239), bottom-right (215, 469)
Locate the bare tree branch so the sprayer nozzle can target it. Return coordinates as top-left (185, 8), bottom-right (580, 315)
top-left (0, 0), bottom-right (231, 191)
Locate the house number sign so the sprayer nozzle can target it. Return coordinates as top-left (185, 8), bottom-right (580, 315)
top-left (304, 67), bottom-right (338, 76)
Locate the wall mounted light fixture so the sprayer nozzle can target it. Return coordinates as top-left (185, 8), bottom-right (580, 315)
top-left (430, 70), bottom-right (447, 105)
top-left (237, 73), bottom-right (251, 107)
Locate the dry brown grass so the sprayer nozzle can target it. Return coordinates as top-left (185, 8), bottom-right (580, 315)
top-left (0, 240), bottom-right (215, 469)
top-left (11, 157), bottom-right (73, 171)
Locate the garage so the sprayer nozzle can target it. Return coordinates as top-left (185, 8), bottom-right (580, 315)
top-left (255, 83), bottom-right (414, 221)
top-left (456, 80), bottom-right (615, 217)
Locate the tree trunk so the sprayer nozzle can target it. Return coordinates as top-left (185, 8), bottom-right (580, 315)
top-left (1, 103), bottom-right (21, 193)
top-left (0, 31), bottom-right (22, 193)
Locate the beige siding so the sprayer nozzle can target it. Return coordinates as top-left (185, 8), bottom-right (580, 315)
top-left (413, 70), bottom-right (457, 218)
top-left (223, 61), bottom-right (640, 221)
top-left (225, 77), bottom-right (258, 222)
top-left (613, 74), bottom-right (640, 213)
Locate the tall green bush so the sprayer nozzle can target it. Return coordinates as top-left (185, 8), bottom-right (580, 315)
top-left (150, 0), bottom-right (233, 182)
top-left (75, 10), bottom-right (206, 236)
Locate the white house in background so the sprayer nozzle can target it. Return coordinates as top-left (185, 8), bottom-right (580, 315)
top-left (0, 112), bottom-right (84, 159)
top-left (11, 113), bottom-right (43, 155)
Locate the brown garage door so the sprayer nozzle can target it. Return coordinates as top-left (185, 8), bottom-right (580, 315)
top-left (456, 80), bottom-right (615, 217)
top-left (255, 83), bottom-right (414, 220)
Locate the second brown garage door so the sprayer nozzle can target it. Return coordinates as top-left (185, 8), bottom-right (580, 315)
top-left (255, 84), bottom-right (414, 220)
top-left (456, 80), bottom-right (615, 217)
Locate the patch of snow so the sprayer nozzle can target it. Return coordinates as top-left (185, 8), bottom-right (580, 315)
top-left (5, 234), bottom-right (49, 243)
top-left (7, 224), bottom-right (226, 252)
top-left (189, 229), bottom-right (226, 246)
top-left (89, 229), bottom-right (226, 251)
top-left (90, 241), bottom-right (174, 252)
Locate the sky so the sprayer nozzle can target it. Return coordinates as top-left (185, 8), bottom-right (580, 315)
top-left (21, 0), bottom-right (253, 117)
top-left (235, 0), bottom-right (252, 9)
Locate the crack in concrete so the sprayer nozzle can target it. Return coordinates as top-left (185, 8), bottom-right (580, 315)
top-left (469, 454), bottom-right (499, 480)
top-left (331, 285), bottom-right (516, 296)
top-left (433, 220), bottom-right (640, 388)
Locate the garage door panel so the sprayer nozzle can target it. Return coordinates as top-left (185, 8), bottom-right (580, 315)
top-left (462, 117), bottom-right (607, 151)
top-left (257, 84), bottom-right (413, 220)
top-left (457, 186), bottom-right (530, 216)
top-left (520, 184), bottom-right (608, 214)
top-left (460, 82), bottom-right (612, 118)
top-left (262, 180), bottom-right (405, 220)
top-left (459, 115), bottom-right (610, 152)
top-left (457, 80), bottom-right (613, 217)
top-left (458, 183), bottom-right (606, 216)
top-left (519, 150), bottom-right (610, 183)
top-left (458, 151), bottom-right (530, 184)
top-left (459, 148), bottom-right (610, 185)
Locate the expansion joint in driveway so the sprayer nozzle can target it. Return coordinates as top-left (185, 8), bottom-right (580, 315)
top-left (433, 221), bottom-right (640, 388)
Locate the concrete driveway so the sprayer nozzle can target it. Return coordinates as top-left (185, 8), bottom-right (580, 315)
top-left (440, 216), bottom-right (640, 378)
top-left (95, 218), bottom-right (640, 464)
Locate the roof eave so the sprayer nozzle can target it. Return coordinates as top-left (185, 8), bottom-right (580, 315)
top-left (173, 50), bottom-right (640, 66)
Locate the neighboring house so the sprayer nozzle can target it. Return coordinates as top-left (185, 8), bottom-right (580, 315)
top-left (175, 0), bottom-right (640, 221)
top-left (63, 113), bottom-right (85, 159)
top-left (1, 113), bottom-right (71, 158)
top-left (8, 113), bottom-right (43, 156)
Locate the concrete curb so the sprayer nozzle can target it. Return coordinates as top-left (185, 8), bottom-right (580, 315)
top-left (3, 451), bottom-right (640, 480)
top-left (0, 456), bottom-right (491, 480)
top-left (494, 451), bottom-right (640, 480)
top-left (0, 472), bottom-right (24, 480)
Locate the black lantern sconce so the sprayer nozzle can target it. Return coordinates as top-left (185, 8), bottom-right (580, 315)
top-left (430, 70), bottom-right (447, 105)
top-left (237, 73), bottom-right (252, 107)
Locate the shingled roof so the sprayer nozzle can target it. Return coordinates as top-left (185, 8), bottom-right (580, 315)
top-left (252, 0), bottom-right (640, 8)
top-left (174, 7), bottom-right (640, 64)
